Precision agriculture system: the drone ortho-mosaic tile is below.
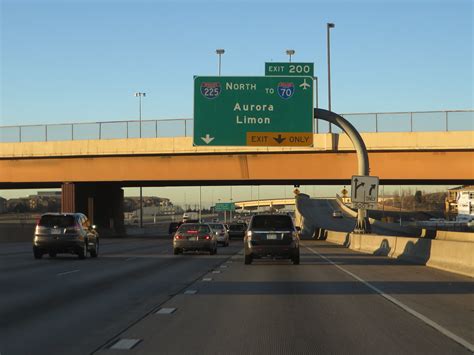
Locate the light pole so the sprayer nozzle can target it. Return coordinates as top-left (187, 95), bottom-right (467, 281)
top-left (216, 49), bottom-right (225, 76)
top-left (327, 22), bottom-right (335, 133)
top-left (134, 92), bottom-right (146, 228)
top-left (286, 49), bottom-right (295, 63)
top-left (229, 186), bottom-right (233, 222)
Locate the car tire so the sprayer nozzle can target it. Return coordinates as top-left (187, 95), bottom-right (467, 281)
top-left (33, 247), bottom-right (43, 259)
top-left (244, 254), bottom-right (252, 265)
top-left (48, 252), bottom-right (57, 258)
top-left (292, 253), bottom-right (300, 265)
top-left (78, 241), bottom-right (87, 260)
top-left (90, 241), bottom-right (99, 258)
top-left (173, 248), bottom-right (181, 255)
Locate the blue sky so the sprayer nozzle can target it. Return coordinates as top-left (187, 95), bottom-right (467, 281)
top-left (1, 0), bottom-right (472, 126)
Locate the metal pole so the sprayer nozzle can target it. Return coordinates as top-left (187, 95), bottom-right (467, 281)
top-left (71, 124), bottom-right (74, 140)
top-left (155, 120), bottom-right (158, 138)
top-left (99, 122), bottom-right (102, 139)
top-left (445, 111), bottom-right (448, 131)
top-left (139, 95), bottom-right (142, 138)
top-left (140, 186), bottom-right (143, 228)
top-left (218, 54), bottom-right (221, 76)
top-left (19, 126), bottom-right (21, 142)
top-left (45, 125), bottom-right (48, 142)
top-left (314, 108), bottom-right (370, 233)
top-left (410, 112), bottom-right (413, 132)
top-left (126, 121), bottom-right (129, 139)
top-left (230, 186), bottom-right (233, 222)
top-left (184, 120), bottom-right (187, 137)
top-left (375, 113), bottom-right (378, 133)
top-left (399, 185), bottom-right (402, 226)
top-left (199, 186), bottom-right (202, 222)
top-left (327, 23), bottom-right (335, 133)
top-left (315, 76), bottom-right (319, 133)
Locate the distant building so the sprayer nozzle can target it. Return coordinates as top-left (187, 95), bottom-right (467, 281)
top-left (446, 186), bottom-right (474, 217)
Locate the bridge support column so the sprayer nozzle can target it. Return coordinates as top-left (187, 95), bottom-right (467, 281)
top-left (61, 182), bottom-right (125, 236)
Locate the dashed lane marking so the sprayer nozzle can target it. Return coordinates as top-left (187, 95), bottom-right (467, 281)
top-left (110, 338), bottom-right (141, 350)
top-left (184, 290), bottom-right (198, 295)
top-left (156, 307), bottom-right (176, 315)
top-left (304, 245), bottom-right (474, 353)
top-left (56, 269), bottom-right (80, 277)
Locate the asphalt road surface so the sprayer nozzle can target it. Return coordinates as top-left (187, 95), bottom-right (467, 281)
top-left (298, 197), bottom-right (420, 237)
top-left (1, 236), bottom-right (472, 355)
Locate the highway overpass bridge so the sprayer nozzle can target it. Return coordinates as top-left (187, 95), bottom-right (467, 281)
top-left (1, 129), bottom-right (473, 233)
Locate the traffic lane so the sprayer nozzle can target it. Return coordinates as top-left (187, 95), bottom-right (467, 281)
top-left (325, 199), bottom-right (421, 237)
top-left (311, 199), bottom-right (356, 232)
top-left (0, 238), bottom-right (175, 341)
top-left (0, 239), bottom-right (241, 355)
top-left (98, 242), bottom-right (470, 355)
top-left (0, 237), bottom-right (236, 318)
top-left (0, 237), bottom-right (173, 279)
top-left (303, 240), bottom-right (474, 344)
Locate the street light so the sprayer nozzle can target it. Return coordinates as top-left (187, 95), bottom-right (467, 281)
top-left (216, 49), bottom-right (225, 76)
top-left (327, 22), bottom-right (335, 133)
top-left (134, 92), bottom-right (146, 228)
top-left (285, 49), bottom-right (295, 63)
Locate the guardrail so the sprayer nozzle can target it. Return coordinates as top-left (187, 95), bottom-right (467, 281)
top-left (1, 109), bottom-right (472, 143)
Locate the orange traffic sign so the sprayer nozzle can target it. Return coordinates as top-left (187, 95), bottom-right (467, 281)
top-left (246, 132), bottom-right (313, 147)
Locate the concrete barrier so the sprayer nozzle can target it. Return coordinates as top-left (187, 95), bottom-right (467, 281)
top-left (326, 230), bottom-right (350, 246)
top-left (434, 230), bottom-right (474, 243)
top-left (324, 231), bottom-right (474, 278)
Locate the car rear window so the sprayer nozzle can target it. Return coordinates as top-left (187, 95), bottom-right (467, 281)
top-left (178, 224), bottom-right (210, 233)
top-left (209, 224), bottom-right (224, 230)
top-left (229, 224), bottom-right (246, 231)
top-left (39, 215), bottom-right (76, 228)
top-left (250, 215), bottom-right (293, 229)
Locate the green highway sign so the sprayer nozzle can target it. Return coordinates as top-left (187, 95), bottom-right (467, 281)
top-left (265, 62), bottom-right (314, 77)
top-left (215, 202), bottom-right (235, 212)
top-left (193, 76), bottom-right (313, 146)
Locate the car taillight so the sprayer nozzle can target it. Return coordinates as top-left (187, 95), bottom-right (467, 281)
top-left (202, 235), bottom-right (211, 240)
top-left (174, 234), bottom-right (182, 239)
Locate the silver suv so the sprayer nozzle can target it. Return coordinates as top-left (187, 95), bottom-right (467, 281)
top-left (33, 213), bottom-right (99, 259)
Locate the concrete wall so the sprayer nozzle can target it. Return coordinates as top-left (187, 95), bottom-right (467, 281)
top-left (325, 230), bottom-right (474, 278)
top-left (1, 131), bottom-right (473, 158)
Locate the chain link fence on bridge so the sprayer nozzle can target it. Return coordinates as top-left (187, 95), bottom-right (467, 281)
top-left (1, 110), bottom-right (472, 143)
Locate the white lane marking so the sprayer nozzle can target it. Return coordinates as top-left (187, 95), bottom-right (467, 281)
top-left (220, 265), bottom-right (228, 268)
top-left (212, 270), bottom-right (221, 274)
top-left (56, 269), bottom-right (80, 277)
top-left (202, 277), bottom-right (213, 281)
top-left (156, 307), bottom-right (176, 314)
top-left (184, 290), bottom-right (197, 295)
top-left (304, 245), bottom-right (474, 353)
top-left (110, 338), bottom-right (141, 350)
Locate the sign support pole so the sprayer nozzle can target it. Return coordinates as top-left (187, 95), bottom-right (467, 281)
top-left (314, 108), bottom-right (371, 233)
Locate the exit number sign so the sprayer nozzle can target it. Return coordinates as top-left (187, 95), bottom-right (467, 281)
top-left (265, 62), bottom-right (314, 77)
